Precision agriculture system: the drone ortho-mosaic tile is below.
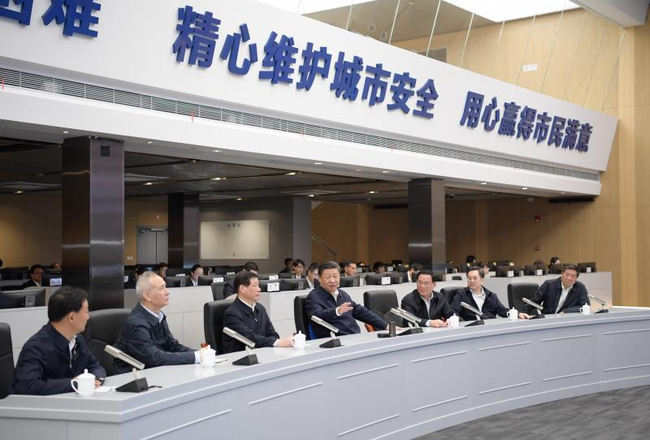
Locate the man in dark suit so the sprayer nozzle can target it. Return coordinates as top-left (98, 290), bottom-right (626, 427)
top-left (22, 264), bottom-right (44, 289)
top-left (452, 266), bottom-right (521, 321)
top-left (224, 261), bottom-right (258, 298)
top-left (401, 269), bottom-right (453, 327)
top-left (403, 263), bottom-right (422, 283)
top-left (222, 271), bottom-right (293, 353)
top-left (306, 261), bottom-right (388, 339)
top-left (279, 258), bottom-right (293, 274)
top-left (522, 264), bottom-right (589, 316)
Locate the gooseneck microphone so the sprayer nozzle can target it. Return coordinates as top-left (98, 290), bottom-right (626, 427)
top-left (390, 307), bottom-right (424, 335)
top-left (522, 297), bottom-right (545, 319)
top-left (588, 294), bottom-right (609, 313)
top-left (311, 315), bottom-right (343, 348)
top-left (223, 327), bottom-right (259, 366)
top-left (104, 345), bottom-right (149, 392)
top-left (460, 301), bottom-right (485, 326)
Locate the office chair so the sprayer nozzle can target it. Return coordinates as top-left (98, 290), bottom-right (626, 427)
top-left (293, 295), bottom-right (315, 340)
top-left (363, 290), bottom-right (398, 332)
top-left (507, 283), bottom-right (539, 313)
top-left (211, 282), bottom-right (226, 301)
top-left (203, 298), bottom-right (235, 354)
top-left (441, 286), bottom-right (465, 306)
top-left (84, 309), bottom-right (132, 376)
top-left (0, 323), bottom-right (13, 399)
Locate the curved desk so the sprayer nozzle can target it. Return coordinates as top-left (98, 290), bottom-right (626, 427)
top-left (2, 307), bottom-right (649, 440)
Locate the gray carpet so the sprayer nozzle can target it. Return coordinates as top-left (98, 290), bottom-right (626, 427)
top-left (416, 386), bottom-right (650, 440)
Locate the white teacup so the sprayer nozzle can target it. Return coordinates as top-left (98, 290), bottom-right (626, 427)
top-left (448, 314), bottom-right (460, 329)
top-left (580, 304), bottom-right (591, 315)
top-left (71, 369), bottom-right (95, 398)
top-left (292, 331), bottom-right (306, 349)
top-left (200, 347), bottom-right (216, 367)
top-left (507, 308), bottom-right (518, 321)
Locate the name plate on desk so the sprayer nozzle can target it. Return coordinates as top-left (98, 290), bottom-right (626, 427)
top-left (507, 270), bottom-right (514, 278)
top-left (124, 276), bottom-right (129, 283)
top-left (227, 272), bottom-right (236, 275)
top-left (536, 269), bottom-right (543, 276)
top-left (213, 277), bottom-right (224, 283)
top-left (267, 282), bottom-right (280, 292)
top-left (177, 273), bottom-right (186, 277)
top-left (587, 267), bottom-right (592, 273)
top-left (269, 275), bottom-right (279, 280)
top-left (386, 267), bottom-right (394, 272)
top-left (381, 276), bottom-right (391, 285)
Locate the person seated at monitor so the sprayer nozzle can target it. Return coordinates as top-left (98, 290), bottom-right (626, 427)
top-left (520, 264), bottom-right (589, 318)
top-left (113, 272), bottom-right (203, 373)
top-left (342, 260), bottom-right (357, 277)
top-left (279, 257), bottom-right (293, 274)
top-left (403, 263), bottom-right (423, 283)
top-left (222, 272), bottom-right (293, 353)
top-left (10, 286), bottom-right (106, 395)
top-left (50, 262), bottom-right (62, 271)
top-left (480, 262), bottom-right (491, 278)
top-left (373, 261), bottom-right (386, 274)
top-left (292, 259), bottom-right (305, 279)
top-left (306, 261), bottom-right (388, 338)
top-left (224, 261), bottom-right (258, 298)
top-left (154, 262), bottom-right (168, 279)
top-left (549, 256), bottom-right (561, 270)
top-left (452, 267), bottom-right (525, 321)
top-left (306, 262), bottom-right (319, 289)
top-left (22, 264), bottom-right (44, 289)
top-left (125, 266), bottom-right (146, 289)
top-left (401, 270), bottom-right (453, 328)
top-left (184, 264), bottom-right (203, 287)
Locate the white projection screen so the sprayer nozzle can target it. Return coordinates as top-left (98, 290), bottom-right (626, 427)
top-left (200, 220), bottom-right (270, 259)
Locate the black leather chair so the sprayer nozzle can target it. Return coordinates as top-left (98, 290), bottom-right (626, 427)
top-left (0, 323), bottom-right (14, 399)
top-left (293, 295), bottom-right (313, 340)
top-left (211, 282), bottom-right (226, 301)
top-left (85, 309), bottom-right (132, 377)
top-left (363, 290), bottom-right (399, 331)
top-left (203, 298), bottom-right (235, 354)
top-left (441, 286), bottom-right (465, 305)
top-left (508, 282), bottom-right (539, 312)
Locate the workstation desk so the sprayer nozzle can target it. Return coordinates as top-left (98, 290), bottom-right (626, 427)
top-left (1, 307), bottom-right (648, 440)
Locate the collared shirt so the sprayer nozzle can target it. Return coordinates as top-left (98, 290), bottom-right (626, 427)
top-left (141, 303), bottom-right (164, 323)
top-left (556, 283), bottom-right (572, 313)
top-left (471, 288), bottom-right (486, 313)
top-left (238, 297), bottom-right (256, 314)
top-left (420, 293), bottom-right (433, 326)
top-left (332, 290), bottom-right (342, 316)
top-left (306, 278), bottom-right (315, 289)
top-left (190, 278), bottom-right (199, 286)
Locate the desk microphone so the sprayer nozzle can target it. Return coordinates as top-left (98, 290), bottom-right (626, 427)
top-left (104, 345), bottom-right (149, 392)
top-left (390, 308), bottom-right (424, 335)
top-left (223, 327), bottom-right (259, 366)
top-left (522, 297), bottom-right (545, 319)
top-left (310, 315), bottom-right (342, 348)
top-left (588, 294), bottom-right (609, 314)
top-left (460, 302), bottom-right (485, 326)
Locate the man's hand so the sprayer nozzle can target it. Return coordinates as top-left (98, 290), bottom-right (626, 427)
top-left (519, 313), bottom-right (533, 320)
top-left (94, 380), bottom-right (102, 388)
top-left (336, 302), bottom-right (353, 315)
top-left (429, 319), bottom-right (448, 328)
top-left (275, 337), bottom-right (293, 348)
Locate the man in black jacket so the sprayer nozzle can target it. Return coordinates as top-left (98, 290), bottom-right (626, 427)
top-left (452, 266), bottom-right (516, 321)
top-left (522, 264), bottom-right (590, 316)
top-left (224, 261), bottom-right (258, 298)
top-left (401, 269), bottom-right (453, 327)
top-left (222, 271), bottom-right (293, 353)
top-left (306, 261), bottom-right (388, 339)
top-left (11, 286), bottom-right (105, 395)
top-left (113, 272), bottom-right (201, 373)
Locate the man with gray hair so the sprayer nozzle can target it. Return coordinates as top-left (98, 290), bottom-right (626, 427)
top-left (113, 271), bottom-right (202, 373)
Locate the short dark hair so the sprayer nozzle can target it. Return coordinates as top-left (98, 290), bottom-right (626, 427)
top-left (234, 270), bottom-right (259, 294)
top-left (157, 262), bottom-right (168, 269)
top-left (29, 264), bottom-right (44, 274)
top-left (410, 263), bottom-right (423, 272)
top-left (416, 269), bottom-right (434, 282)
top-left (243, 261), bottom-right (259, 272)
top-left (372, 261), bottom-right (384, 271)
top-left (284, 258), bottom-right (293, 264)
top-left (319, 260), bottom-right (339, 274)
top-left (467, 265), bottom-right (484, 278)
top-left (342, 260), bottom-right (355, 269)
top-left (466, 255), bottom-right (477, 264)
top-left (562, 263), bottom-right (579, 275)
top-left (48, 286), bottom-right (87, 322)
top-left (307, 262), bottom-right (319, 274)
top-left (550, 257), bottom-right (560, 265)
top-left (190, 264), bottom-right (202, 274)
top-left (134, 266), bottom-right (146, 277)
top-left (293, 259), bottom-right (305, 268)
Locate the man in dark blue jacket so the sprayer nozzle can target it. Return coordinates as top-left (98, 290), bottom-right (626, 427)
top-left (523, 264), bottom-right (590, 316)
top-left (401, 269), bottom-right (453, 327)
top-left (223, 271), bottom-right (293, 353)
top-left (306, 261), bottom-right (388, 339)
top-left (11, 286), bottom-right (106, 395)
top-left (452, 266), bottom-right (513, 321)
top-left (113, 272), bottom-right (200, 374)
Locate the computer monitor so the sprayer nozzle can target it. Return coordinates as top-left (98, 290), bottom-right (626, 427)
top-left (198, 276), bottom-right (216, 286)
top-left (278, 273), bottom-right (294, 279)
top-left (339, 275), bottom-right (361, 288)
top-left (0, 288), bottom-right (46, 309)
top-left (165, 277), bottom-right (182, 288)
top-left (549, 263), bottom-right (563, 274)
top-left (257, 273), bottom-right (280, 281)
top-left (388, 272), bottom-right (403, 284)
top-left (432, 270), bottom-right (446, 282)
top-left (259, 280), bottom-right (281, 292)
top-left (280, 279), bottom-right (306, 291)
top-left (495, 266), bottom-right (517, 278)
top-left (364, 273), bottom-right (391, 286)
top-left (577, 262), bottom-right (597, 273)
top-left (166, 268), bottom-right (188, 277)
top-left (524, 264), bottom-right (547, 276)
top-left (42, 273), bottom-right (63, 287)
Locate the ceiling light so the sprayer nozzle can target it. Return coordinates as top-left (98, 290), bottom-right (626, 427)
top-left (355, 169), bottom-right (362, 172)
top-left (369, 191), bottom-right (378, 194)
top-left (211, 177), bottom-right (222, 181)
top-left (522, 187), bottom-right (528, 190)
top-left (236, 198), bottom-right (243, 201)
top-left (480, 182), bottom-right (487, 185)
top-left (191, 160), bottom-right (197, 163)
top-left (144, 182), bottom-right (154, 186)
top-left (14, 190), bottom-right (23, 194)
top-left (444, 0), bottom-right (578, 23)
top-left (286, 172), bottom-right (297, 176)
top-left (213, 149), bottom-right (220, 153)
top-left (314, 162), bottom-right (322, 165)
top-left (308, 194), bottom-right (315, 198)
top-left (382, 170), bottom-right (390, 174)
top-left (62, 130), bottom-right (69, 134)
top-left (147, 141), bottom-right (153, 145)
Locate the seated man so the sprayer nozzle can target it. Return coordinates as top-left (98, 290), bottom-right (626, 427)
top-left (154, 262), bottom-right (168, 279)
top-left (401, 270), bottom-right (453, 328)
top-left (222, 271), bottom-right (293, 353)
top-left (224, 261), bottom-right (258, 298)
top-left (22, 264), bottom-right (44, 289)
top-left (452, 266), bottom-right (525, 321)
top-left (306, 261), bottom-right (388, 339)
top-left (522, 263), bottom-right (589, 317)
top-left (342, 260), bottom-right (357, 277)
top-left (372, 261), bottom-right (386, 274)
top-left (113, 271), bottom-right (201, 373)
top-left (279, 257), bottom-right (293, 274)
top-left (11, 286), bottom-right (106, 395)
top-left (184, 264), bottom-right (203, 287)
top-left (403, 262), bottom-right (423, 283)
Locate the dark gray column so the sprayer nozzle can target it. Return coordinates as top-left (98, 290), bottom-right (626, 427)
top-left (408, 178), bottom-right (446, 269)
top-left (168, 193), bottom-right (200, 268)
top-left (62, 137), bottom-right (124, 310)
top-left (292, 198), bottom-right (312, 264)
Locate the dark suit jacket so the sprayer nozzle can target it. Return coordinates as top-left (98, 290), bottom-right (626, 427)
top-left (223, 281), bottom-right (235, 298)
top-left (22, 279), bottom-right (38, 289)
top-left (400, 290), bottom-right (454, 326)
top-left (183, 276), bottom-right (199, 287)
top-left (451, 287), bottom-right (508, 321)
top-left (525, 277), bottom-right (589, 314)
top-left (305, 286), bottom-right (387, 338)
top-left (222, 299), bottom-right (279, 353)
top-left (402, 272), bottom-right (415, 283)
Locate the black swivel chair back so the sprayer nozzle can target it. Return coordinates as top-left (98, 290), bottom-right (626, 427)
top-left (363, 290), bottom-right (399, 329)
top-left (211, 282), bottom-right (226, 301)
top-left (203, 298), bottom-right (235, 354)
top-left (507, 283), bottom-right (539, 312)
top-left (293, 295), bottom-right (314, 340)
top-left (84, 309), bottom-right (132, 377)
top-left (0, 323), bottom-right (14, 399)
top-left (441, 286), bottom-right (465, 306)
